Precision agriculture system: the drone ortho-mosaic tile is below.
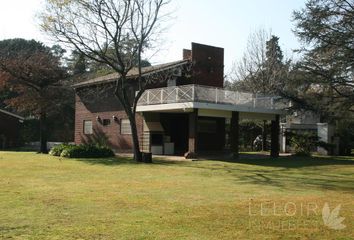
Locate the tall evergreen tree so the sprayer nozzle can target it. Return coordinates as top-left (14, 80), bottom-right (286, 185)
top-left (69, 50), bottom-right (88, 75)
top-left (289, 0), bottom-right (354, 154)
top-left (293, 0), bottom-right (354, 117)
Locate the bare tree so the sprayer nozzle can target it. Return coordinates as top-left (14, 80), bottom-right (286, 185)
top-left (229, 29), bottom-right (290, 151)
top-left (230, 29), bottom-right (291, 94)
top-left (230, 29), bottom-right (270, 94)
top-left (40, 0), bottom-right (171, 162)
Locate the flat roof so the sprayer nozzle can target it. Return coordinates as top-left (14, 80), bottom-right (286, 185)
top-left (136, 102), bottom-right (284, 116)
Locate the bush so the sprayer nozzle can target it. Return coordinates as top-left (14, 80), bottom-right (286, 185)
top-left (58, 144), bottom-right (115, 158)
top-left (318, 141), bottom-right (336, 155)
top-left (49, 143), bottom-right (73, 156)
top-left (287, 131), bottom-right (319, 156)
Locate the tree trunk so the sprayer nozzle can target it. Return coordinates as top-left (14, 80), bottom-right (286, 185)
top-left (113, 85), bottom-right (143, 162)
top-left (230, 111), bottom-right (240, 159)
top-left (39, 111), bottom-right (48, 154)
top-left (128, 113), bottom-right (142, 162)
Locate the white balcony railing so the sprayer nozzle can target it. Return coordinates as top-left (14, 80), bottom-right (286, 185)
top-left (137, 84), bottom-right (285, 110)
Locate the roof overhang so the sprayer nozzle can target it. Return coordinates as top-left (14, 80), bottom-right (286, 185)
top-left (72, 59), bottom-right (190, 89)
top-left (0, 109), bottom-right (24, 121)
top-left (136, 102), bottom-right (285, 120)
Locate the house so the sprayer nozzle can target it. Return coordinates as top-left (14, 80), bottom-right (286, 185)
top-left (73, 43), bottom-right (285, 158)
top-left (0, 109), bottom-right (24, 149)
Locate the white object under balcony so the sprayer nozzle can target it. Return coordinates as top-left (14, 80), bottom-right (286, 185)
top-left (136, 84), bottom-right (286, 115)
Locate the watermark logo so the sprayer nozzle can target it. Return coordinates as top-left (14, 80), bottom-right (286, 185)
top-left (322, 203), bottom-right (346, 230)
top-left (248, 200), bottom-right (347, 232)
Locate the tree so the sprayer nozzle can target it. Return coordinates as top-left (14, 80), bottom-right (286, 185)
top-left (230, 30), bottom-right (289, 95)
top-left (0, 39), bottom-right (68, 153)
top-left (229, 29), bottom-right (290, 151)
top-left (293, 0), bottom-right (354, 116)
top-left (40, 0), bottom-right (170, 162)
top-left (68, 50), bottom-right (89, 75)
top-left (264, 36), bottom-right (286, 91)
top-left (229, 29), bottom-right (270, 93)
top-left (277, 0), bottom-right (354, 155)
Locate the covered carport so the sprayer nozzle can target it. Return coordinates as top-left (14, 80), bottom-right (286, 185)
top-left (137, 99), bottom-right (283, 159)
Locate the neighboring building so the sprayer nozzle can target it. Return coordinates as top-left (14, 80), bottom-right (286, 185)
top-left (73, 43), bottom-right (284, 157)
top-left (280, 111), bottom-right (339, 155)
top-left (0, 109), bottom-right (24, 149)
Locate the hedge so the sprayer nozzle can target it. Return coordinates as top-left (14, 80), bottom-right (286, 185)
top-left (50, 144), bottom-right (115, 158)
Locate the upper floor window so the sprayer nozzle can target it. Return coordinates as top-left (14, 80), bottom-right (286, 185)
top-left (102, 119), bottom-right (111, 126)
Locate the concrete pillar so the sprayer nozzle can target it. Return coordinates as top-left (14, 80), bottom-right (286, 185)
top-left (280, 124), bottom-right (287, 153)
top-left (185, 109), bottom-right (198, 158)
top-left (262, 120), bottom-right (267, 151)
top-left (271, 115), bottom-right (280, 158)
top-left (230, 111), bottom-right (240, 159)
top-left (317, 123), bottom-right (338, 155)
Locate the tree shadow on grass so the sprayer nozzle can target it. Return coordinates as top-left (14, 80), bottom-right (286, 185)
top-left (71, 156), bottom-right (185, 166)
top-left (233, 166), bottom-right (354, 192)
top-left (72, 156), bottom-right (134, 166)
top-left (152, 154), bottom-right (354, 192)
top-left (71, 153), bottom-right (354, 169)
top-left (69, 154), bottom-right (354, 192)
top-left (204, 153), bottom-right (354, 169)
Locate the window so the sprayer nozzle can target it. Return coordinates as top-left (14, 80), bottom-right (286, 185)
top-left (102, 119), bottom-right (111, 126)
top-left (83, 120), bottom-right (93, 135)
top-left (121, 119), bottom-right (132, 134)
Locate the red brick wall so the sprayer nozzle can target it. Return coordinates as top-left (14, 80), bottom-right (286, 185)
top-left (0, 112), bottom-right (21, 148)
top-left (74, 42), bottom-right (225, 153)
top-left (75, 94), bottom-right (144, 152)
top-left (191, 42), bottom-right (224, 88)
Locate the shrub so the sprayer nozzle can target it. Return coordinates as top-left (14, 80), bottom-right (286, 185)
top-left (318, 141), bottom-right (336, 155)
top-left (287, 131), bottom-right (319, 156)
top-left (59, 144), bottom-right (115, 158)
top-left (49, 143), bottom-right (73, 156)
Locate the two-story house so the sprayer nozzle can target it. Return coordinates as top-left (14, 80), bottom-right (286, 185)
top-left (73, 43), bottom-right (284, 158)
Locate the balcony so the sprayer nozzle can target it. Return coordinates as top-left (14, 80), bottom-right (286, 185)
top-left (137, 84), bottom-right (285, 112)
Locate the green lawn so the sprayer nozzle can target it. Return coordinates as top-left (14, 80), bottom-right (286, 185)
top-left (0, 152), bottom-right (353, 240)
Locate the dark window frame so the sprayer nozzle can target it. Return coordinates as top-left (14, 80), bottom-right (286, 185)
top-left (102, 119), bottom-right (111, 126)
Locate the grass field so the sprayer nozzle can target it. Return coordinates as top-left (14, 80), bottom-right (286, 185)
top-left (0, 152), bottom-right (353, 239)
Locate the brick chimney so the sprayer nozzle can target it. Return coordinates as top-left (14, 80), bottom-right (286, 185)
top-left (191, 42), bottom-right (224, 88)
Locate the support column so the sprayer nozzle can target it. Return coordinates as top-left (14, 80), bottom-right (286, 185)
top-left (230, 111), bottom-right (240, 159)
top-left (271, 115), bottom-right (280, 158)
top-left (185, 109), bottom-right (198, 159)
top-left (262, 120), bottom-right (267, 151)
top-left (280, 124), bottom-right (287, 153)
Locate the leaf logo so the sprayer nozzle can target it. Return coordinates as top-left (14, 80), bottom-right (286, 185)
top-left (322, 203), bottom-right (346, 230)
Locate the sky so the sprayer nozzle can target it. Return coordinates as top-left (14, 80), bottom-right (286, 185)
top-left (0, 0), bottom-right (306, 72)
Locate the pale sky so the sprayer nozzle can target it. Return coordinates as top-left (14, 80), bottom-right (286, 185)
top-left (0, 0), bottom-right (306, 71)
